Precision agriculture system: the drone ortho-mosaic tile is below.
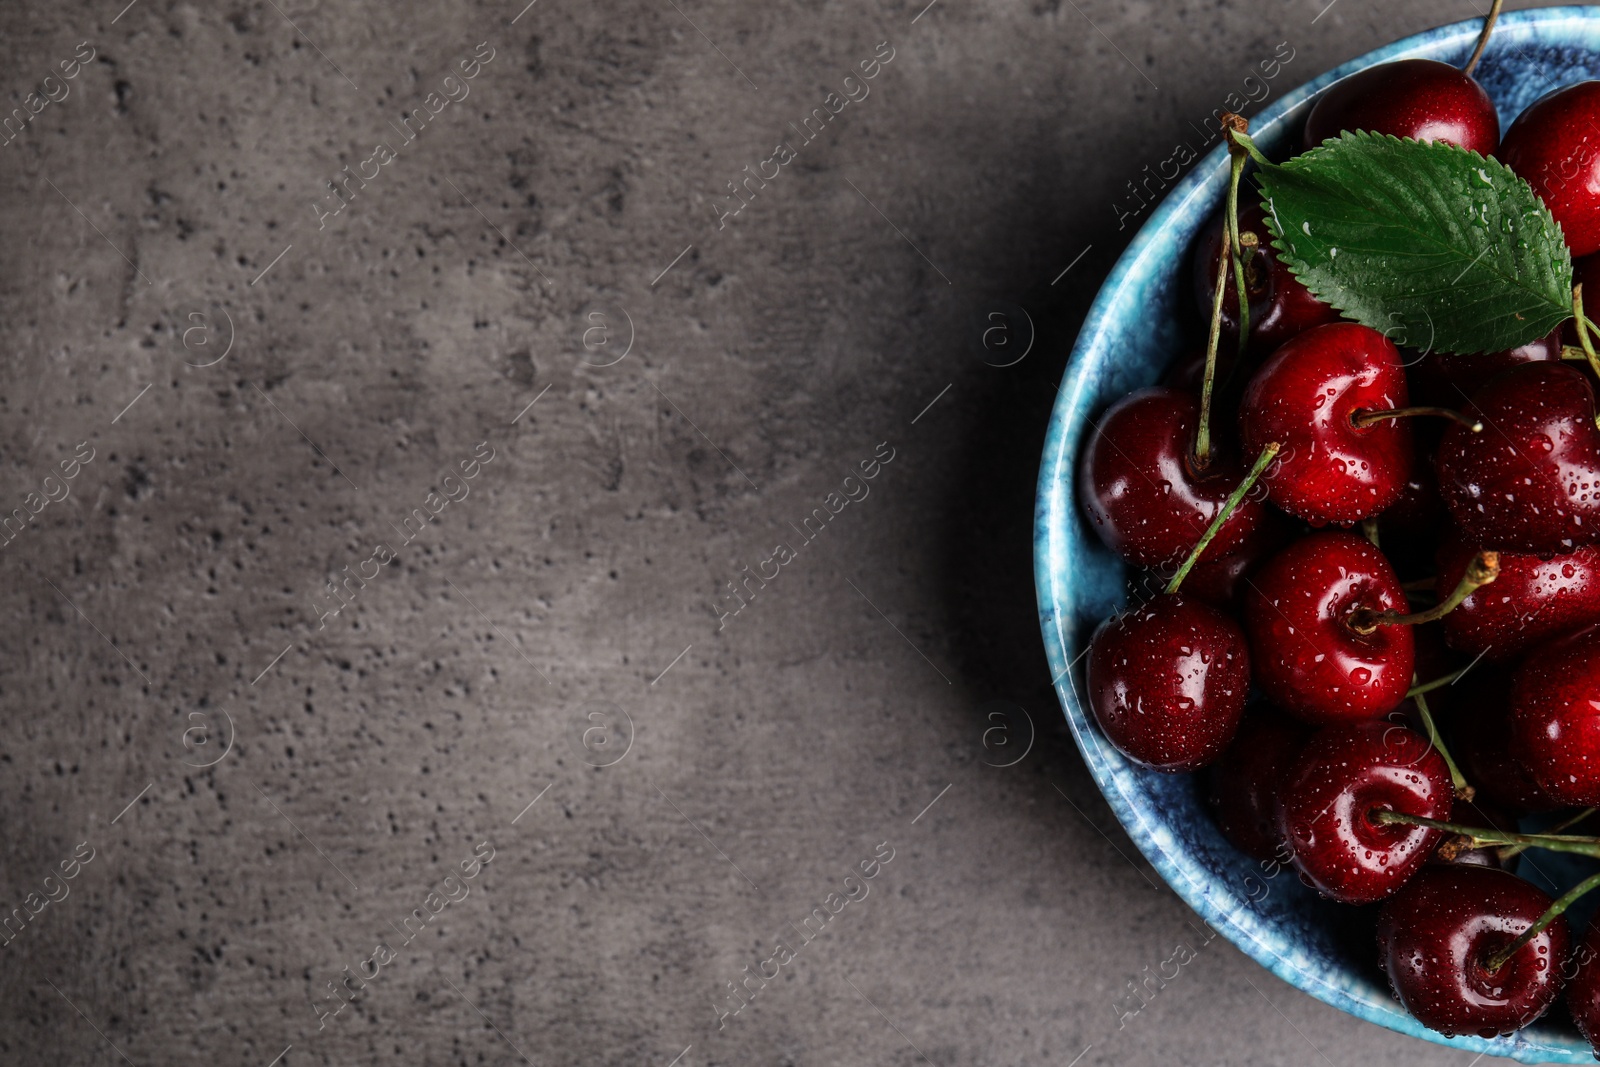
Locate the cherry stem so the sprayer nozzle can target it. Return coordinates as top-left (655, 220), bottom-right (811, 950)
top-left (1239, 230), bottom-right (1260, 274)
top-left (1228, 130), bottom-right (1275, 171)
top-left (1484, 868), bottom-right (1600, 974)
top-left (1351, 406), bottom-right (1482, 432)
top-left (1348, 551), bottom-right (1499, 634)
top-left (1411, 681), bottom-right (1473, 800)
top-left (1573, 284), bottom-right (1600, 386)
top-left (1196, 211), bottom-right (1230, 471)
top-left (1164, 442), bottom-right (1281, 596)
top-left (1462, 0), bottom-right (1503, 77)
top-left (1405, 669), bottom-right (1468, 699)
top-left (1500, 807), bottom-right (1598, 862)
top-left (1370, 810), bottom-right (1600, 861)
top-left (1224, 114), bottom-right (1251, 363)
top-left (1195, 119), bottom-right (1252, 471)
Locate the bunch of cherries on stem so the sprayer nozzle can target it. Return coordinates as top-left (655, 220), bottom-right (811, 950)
top-left (1078, 1), bottom-right (1600, 1047)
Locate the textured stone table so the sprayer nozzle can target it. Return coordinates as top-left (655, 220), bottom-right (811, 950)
top-left (0, 0), bottom-right (1537, 1063)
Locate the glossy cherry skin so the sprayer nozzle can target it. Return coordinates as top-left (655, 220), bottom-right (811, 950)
top-left (1243, 531), bottom-right (1415, 724)
top-left (1079, 388), bottom-right (1267, 569)
top-left (1407, 328), bottom-right (1563, 411)
top-left (1436, 361), bottom-right (1600, 556)
top-left (1378, 865), bottom-right (1569, 1038)
top-left (1502, 81), bottom-right (1600, 258)
top-left (1566, 920), bottom-right (1600, 1054)
top-left (1303, 59), bottom-right (1500, 156)
top-left (1192, 203), bottom-right (1341, 357)
top-left (1437, 530), bottom-right (1600, 663)
top-left (1239, 322), bottom-right (1413, 525)
top-left (1510, 625), bottom-right (1600, 805)
top-left (1451, 667), bottom-right (1561, 815)
top-left (1278, 719), bottom-right (1450, 904)
top-left (1203, 709), bottom-right (1310, 862)
top-left (1085, 593), bottom-right (1250, 772)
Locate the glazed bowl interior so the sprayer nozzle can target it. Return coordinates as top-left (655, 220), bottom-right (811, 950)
top-left (1035, 8), bottom-right (1600, 1063)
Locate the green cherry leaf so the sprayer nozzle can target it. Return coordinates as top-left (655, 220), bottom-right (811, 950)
top-left (1254, 130), bottom-right (1572, 355)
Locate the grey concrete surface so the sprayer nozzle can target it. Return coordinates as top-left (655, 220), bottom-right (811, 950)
top-left (0, 0), bottom-right (1554, 1064)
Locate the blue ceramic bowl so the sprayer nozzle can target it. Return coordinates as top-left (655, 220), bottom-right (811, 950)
top-left (1035, 8), bottom-right (1600, 1063)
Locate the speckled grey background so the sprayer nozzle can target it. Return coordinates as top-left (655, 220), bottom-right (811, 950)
top-left (0, 1), bottom-right (1550, 1064)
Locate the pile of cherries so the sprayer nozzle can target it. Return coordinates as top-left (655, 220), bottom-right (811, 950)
top-left (1077, 19), bottom-right (1600, 1049)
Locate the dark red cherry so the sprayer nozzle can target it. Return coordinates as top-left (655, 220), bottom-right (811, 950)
top-left (1203, 709), bottom-right (1309, 862)
top-left (1192, 203), bottom-right (1341, 356)
top-left (1278, 719), bottom-right (1450, 904)
top-left (1437, 530), bottom-right (1600, 664)
top-left (1502, 81), bottom-right (1600, 258)
top-left (1510, 625), bottom-right (1600, 806)
top-left (1239, 322), bottom-right (1413, 525)
top-left (1436, 361), bottom-right (1600, 556)
top-left (1407, 328), bottom-right (1563, 410)
top-left (1451, 667), bottom-right (1561, 815)
top-left (1243, 531), bottom-right (1415, 724)
top-left (1378, 866), bottom-right (1568, 1038)
top-left (1079, 388), bottom-right (1266, 569)
top-left (1178, 511), bottom-right (1292, 612)
top-left (1085, 593), bottom-right (1250, 772)
top-left (1567, 920), bottom-right (1600, 1054)
top-left (1303, 59), bottom-right (1499, 156)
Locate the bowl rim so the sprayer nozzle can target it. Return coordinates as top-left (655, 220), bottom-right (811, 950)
top-left (1034, 7), bottom-right (1600, 1063)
